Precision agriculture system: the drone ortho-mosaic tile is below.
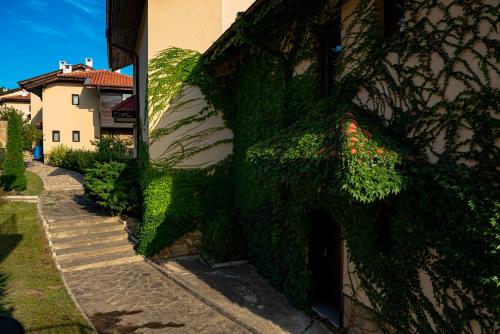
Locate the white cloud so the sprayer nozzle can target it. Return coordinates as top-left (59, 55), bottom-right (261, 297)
top-left (28, 0), bottom-right (49, 12)
top-left (59, 0), bottom-right (102, 16)
top-left (19, 20), bottom-right (66, 38)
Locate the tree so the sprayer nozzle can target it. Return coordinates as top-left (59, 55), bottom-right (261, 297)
top-left (2, 111), bottom-right (27, 190)
top-left (0, 107), bottom-right (42, 151)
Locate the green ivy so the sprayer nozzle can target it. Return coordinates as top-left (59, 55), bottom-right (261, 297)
top-left (139, 0), bottom-right (499, 331)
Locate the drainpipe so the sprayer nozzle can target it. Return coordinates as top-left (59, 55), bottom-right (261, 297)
top-left (132, 52), bottom-right (141, 153)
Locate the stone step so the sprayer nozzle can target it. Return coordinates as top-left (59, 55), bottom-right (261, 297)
top-left (47, 216), bottom-right (119, 228)
top-left (44, 214), bottom-right (112, 223)
top-left (58, 248), bottom-right (138, 269)
top-left (56, 244), bottom-right (133, 262)
top-left (55, 239), bottom-right (133, 256)
top-left (48, 218), bottom-right (121, 231)
top-left (52, 233), bottom-right (129, 250)
top-left (61, 255), bottom-right (143, 273)
top-left (52, 229), bottom-right (125, 244)
top-left (44, 205), bottom-right (103, 213)
top-left (49, 224), bottom-right (124, 239)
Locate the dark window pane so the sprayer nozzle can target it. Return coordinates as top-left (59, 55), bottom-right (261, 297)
top-left (72, 131), bottom-right (80, 142)
top-left (52, 131), bottom-right (60, 142)
top-left (320, 17), bottom-right (342, 97)
top-left (384, 0), bottom-right (405, 38)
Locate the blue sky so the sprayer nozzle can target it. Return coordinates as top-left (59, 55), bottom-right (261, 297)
top-left (0, 0), bottom-right (132, 88)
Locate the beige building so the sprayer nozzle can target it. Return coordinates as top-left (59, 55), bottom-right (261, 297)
top-left (108, 0), bottom-right (497, 333)
top-left (0, 88), bottom-right (31, 119)
top-left (201, 0), bottom-right (498, 332)
top-left (107, 0), bottom-right (255, 165)
top-left (19, 62), bottom-right (134, 157)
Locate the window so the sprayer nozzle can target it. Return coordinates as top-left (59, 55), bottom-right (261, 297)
top-left (384, 0), bottom-right (405, 38)
top-left (72, 94), bottom-right (80, 105)
top-left (72, 131), bottom-right (80, 142)
top-left (52, 131), bottom-right (60, 142)
top-left (320, 18), bottom-right (342, 97)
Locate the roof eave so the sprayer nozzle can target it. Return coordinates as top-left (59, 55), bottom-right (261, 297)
top-left (18, 64), bottom-right (91, 90)
top-left (94, 85), bottom-right (133, 91)
top-left (107, 0), bottom-right (145, 70)
top-left (204, 0), bottom-right (271, 61)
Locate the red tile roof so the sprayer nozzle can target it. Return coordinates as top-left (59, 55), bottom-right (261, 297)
top-left (0, 87), bottom-right (23, 96)
top-left (0, 95), bottom-right (31, 103)
top-left (58, 70), bottom-right (132, 89)
top-left (111, 95), bottom-right (136, 113)
top-left (18, 64), bottom-right (92, 89)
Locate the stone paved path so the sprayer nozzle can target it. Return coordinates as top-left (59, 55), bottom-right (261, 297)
top-left (26, 160), bottom-right (84, 191)
top-left (28, 162), bottom-right (249, 333)
top-left (153, 258), bottom-right (333, 334)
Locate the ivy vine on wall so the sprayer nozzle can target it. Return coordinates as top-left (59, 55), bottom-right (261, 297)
top-left (138, 0), bottom-right (499, 332)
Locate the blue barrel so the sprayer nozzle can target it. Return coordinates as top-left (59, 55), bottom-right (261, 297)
top-left (33, 145), bottom-right (43, 160)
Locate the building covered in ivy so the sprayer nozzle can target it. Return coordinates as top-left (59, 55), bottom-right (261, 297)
top-left (107, 0), bottom-right (499, 332)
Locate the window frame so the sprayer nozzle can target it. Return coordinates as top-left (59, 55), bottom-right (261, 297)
top-left (72, 131), bottom-right (80, 142)
top-left (383, 0), bottom-right (405, 39)
top-left (71, 94), bottom-right (80, 106)
top-left (52, 130), bottom-right (60, 142)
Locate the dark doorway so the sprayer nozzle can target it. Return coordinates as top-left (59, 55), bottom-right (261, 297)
top-left (309, 210), bottom-right (342, 325)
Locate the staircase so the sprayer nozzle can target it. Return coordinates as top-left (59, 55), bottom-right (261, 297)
top-left (40, 190), bottom-right (142, 273)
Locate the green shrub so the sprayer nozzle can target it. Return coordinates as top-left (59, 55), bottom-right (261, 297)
top-left (136, 158), bottom-right (240, 258)
top-left (47, 145), bottom-right (98, 174)
top-left (0, 107), bottom-right (42, 151)
top-left (200, 211), bottom-right (246, 263)
top-left (0, 148), bottom-right (5, 168)
top-left (92, 136), bottom-right (131, 161)
top-left (22, 122), bottom-right (42, 151)
top-left (84, 161), bottom-right (139, 215)
top-left (1, 112), bottom-right (27, 190)
top-left (48, 137), bottom-right (131, 174)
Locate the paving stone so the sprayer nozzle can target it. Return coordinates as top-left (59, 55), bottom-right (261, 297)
top-left (26, 161), bottom-right (84, 191)
top-left (29, 161), bottom-right (250, 333)
top-left (154, 257), bottom-right (334, 334)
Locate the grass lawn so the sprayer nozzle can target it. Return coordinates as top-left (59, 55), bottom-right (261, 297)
top-left (0, 202), bottom-right (93, 333)
top-left (1, 171), bottom-right (44, 196)
top-left (22, 171), bottom-right (44, 196)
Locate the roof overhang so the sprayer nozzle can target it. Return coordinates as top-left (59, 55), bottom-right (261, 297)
top-left (18, 64), bottom-right (90, 92)
top-left (111, 95), bottom-right (137, 122)
top-left (106, 0), bottom-right (145, 70)
top-left (96, 86), bottom-right (134, 92)
top-left (0, 97), bottom-right (30, 103)
top-left (204, 0), bottom-right (272, 62)
top-left (0, 88), bottom-right (22, 97)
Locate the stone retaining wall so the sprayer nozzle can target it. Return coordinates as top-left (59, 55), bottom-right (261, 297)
top-left (0, 121), bottom-right (6, 148)
top-left (153, 230), bottom-right (202, 259)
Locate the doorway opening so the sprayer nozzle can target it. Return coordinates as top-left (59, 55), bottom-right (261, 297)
top-left (309, 210), bottom-right (343, 327)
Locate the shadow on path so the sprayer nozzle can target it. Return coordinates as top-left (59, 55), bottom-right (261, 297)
top-left (89, 309), bottom-right (186, 334)
top-left (154, 257), bottom-right (332, 334)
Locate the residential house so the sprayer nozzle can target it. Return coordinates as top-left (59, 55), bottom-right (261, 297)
top-left (19, 60), bottom-right (134, 158)
top-left (108, 0), bottom-right (498, 333)
top-left (0, 88), bottom-right (31, 119)
top-left (106, 0), bottom-right (255, 165)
